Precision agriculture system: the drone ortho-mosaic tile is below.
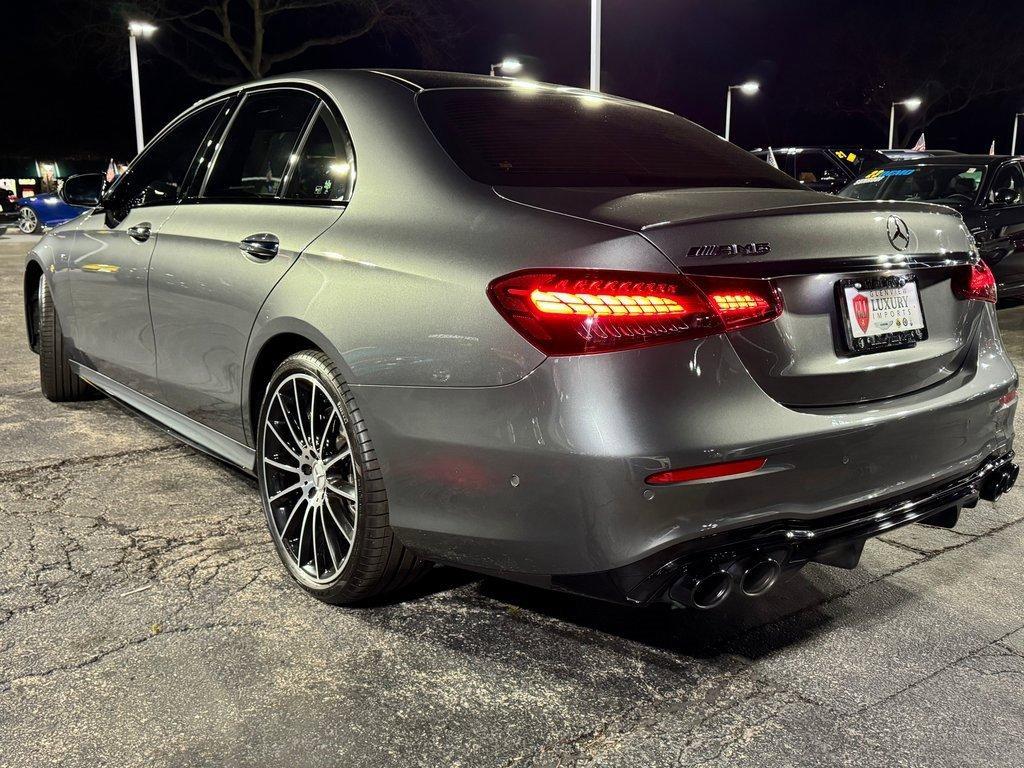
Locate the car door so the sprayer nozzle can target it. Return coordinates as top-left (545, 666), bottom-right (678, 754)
top-left (148, 88), bottom-right (351, 443)
top-left (67, 99), bottom-right (228, 396)
top-left (974, 161), bottom-right (1024, 293)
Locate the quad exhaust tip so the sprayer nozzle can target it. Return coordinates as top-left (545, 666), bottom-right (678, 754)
top-left (981, 462), bottom-right (1019, 502)
top-left (670, 556), bottom-right (783, 609)
top-left (670, 569), bottom-right (733, 610)
top-left (739, 558), bottom-right (782, 597)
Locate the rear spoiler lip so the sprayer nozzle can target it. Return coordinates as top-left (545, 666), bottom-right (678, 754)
top-left (680, 251), bottom-right (975, 279)
top-left (641, 200), bottom-right (958, 231)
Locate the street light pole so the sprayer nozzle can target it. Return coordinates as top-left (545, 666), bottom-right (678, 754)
top-left (590, 0), bottom-right (601, 91)
top-left (725, 87), bottom-right (733, 143)
top-left (1012, 112), bottom-right (1024, 155)
top-left (128, 32), bottom-right (144, 154)
top-left (724, 82), bottom-right (759, 143)
top-left (888, 97), bottom-right (922, 150)
top-left (127, 22), bottom-right (157, 155)
top-left (888, 104), bottom-right (896, 151)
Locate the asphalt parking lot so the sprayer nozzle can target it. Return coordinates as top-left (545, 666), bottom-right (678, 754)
top-left (1, 231), bottom-right (1023, 768)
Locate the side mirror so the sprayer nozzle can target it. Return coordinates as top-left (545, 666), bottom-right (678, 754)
top-left (59, 173), bottom-right (105, 207)
top-left (992, 187), bottom-right (1019, 206)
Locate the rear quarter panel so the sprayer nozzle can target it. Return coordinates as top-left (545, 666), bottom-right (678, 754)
top-left (244, 72), bottom-right (676, 411)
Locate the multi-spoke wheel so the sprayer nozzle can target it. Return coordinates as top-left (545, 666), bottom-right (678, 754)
top-left (257, 351), bottom-right (429, 603)
top-left (18, 207), bottom-right (40, 235)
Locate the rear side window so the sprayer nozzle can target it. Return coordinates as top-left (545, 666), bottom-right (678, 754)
top-left (110, 99), bottom-right (225, 208)
top-left (285, 106), bottom-right (355, 202)
top-left (204, 89), bottom-right (317, 199)
top-left (418, 89), bottom-right (799, 189)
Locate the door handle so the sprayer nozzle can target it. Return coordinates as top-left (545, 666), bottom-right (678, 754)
top-left (127, 222), bottom-right (152, 242)
top-left (239, 233), bottom-right (280, 261)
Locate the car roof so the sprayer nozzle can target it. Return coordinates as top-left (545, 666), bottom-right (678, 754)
top-left (754, 146), bottom-right (881, 153)
top-left (191, 68), bottom-right (664, 117)
top-left (880, 154), bottom-right (1016, 168)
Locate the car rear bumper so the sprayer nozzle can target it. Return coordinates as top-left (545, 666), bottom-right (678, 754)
top-left (0, 211), bottom-right (18, 228)
top-left (552, 450), bottom-right (1018, 604)
top-left (351, 307), bottom-right (1017, 595)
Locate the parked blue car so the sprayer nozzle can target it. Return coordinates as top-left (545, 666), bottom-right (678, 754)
top-left (16, 192), bottom-right (90, 234)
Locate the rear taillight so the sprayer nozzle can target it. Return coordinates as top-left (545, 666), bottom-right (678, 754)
top-left (952, 261), bottom-right (997, 303)
top-left (487, 269), bottom-right (782, 355)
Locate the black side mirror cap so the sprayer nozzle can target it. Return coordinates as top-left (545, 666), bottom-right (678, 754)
top-left (59, 173), bottom-right (106, 208)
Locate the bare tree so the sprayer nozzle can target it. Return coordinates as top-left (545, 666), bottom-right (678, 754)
top-left (80, 0), bottom-right (456, 85)
top-left (801, 0), bottom-right (1024, 147)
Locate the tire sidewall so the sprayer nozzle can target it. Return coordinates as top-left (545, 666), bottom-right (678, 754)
top-left (256, 352), bottom-right (368, 596)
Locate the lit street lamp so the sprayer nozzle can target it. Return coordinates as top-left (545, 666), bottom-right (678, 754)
top-left (724, 81), bottom-right (759, 142)
top-left (489, 57), bottom-right (523, 77)
top-left (1012, 111), bottom-right (1024, 155)
top-left (128, 21), bottom-right (157, 154)
top-left (888, 97), bottom-right (922, 150)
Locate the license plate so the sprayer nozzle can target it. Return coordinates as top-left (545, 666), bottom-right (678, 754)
top-left (836, 275), bottom-right (927, 355)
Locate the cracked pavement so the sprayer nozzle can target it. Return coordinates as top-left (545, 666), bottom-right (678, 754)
top-left (1, 232), bottom-right (1023, 767)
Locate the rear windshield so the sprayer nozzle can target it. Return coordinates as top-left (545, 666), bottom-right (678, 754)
top-left (841, 165), bottom-right (985, 205)
top-left (831, 148), bottom-right (888, 175)
top-left (418, 88), bottom-right (801, 189)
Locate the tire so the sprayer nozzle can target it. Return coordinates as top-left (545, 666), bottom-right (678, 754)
top-left (18, 207), bottom-right (40, 235)
top-left (38, 278), bottom-right (96, 401)
top-left (257, 350), bottom-right (430, 604)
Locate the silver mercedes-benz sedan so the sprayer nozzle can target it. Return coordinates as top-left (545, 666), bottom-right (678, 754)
top-left (23, 69), bottom-right (1018, 609)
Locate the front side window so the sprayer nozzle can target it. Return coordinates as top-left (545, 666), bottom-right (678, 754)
top-left (204, 90), bottom-right (317, 199)
top-left (419, 89), bottom-right (799, 189)
top-left (285, 106), bottom-right (355, 202)
top-left (108, 99), bottom-right (225, 209)
top-left (988, 163), bottom-right (1024, 205)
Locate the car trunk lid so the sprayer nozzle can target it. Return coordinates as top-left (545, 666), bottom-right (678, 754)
top-left (497, 186), bottom-right (980, 407)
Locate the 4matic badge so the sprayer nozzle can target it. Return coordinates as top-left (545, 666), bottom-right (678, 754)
top-left (685, 242), bottom-right (772, 258)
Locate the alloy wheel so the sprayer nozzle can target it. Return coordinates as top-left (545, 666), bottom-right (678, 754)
top-left (260, 372), bottom-right (358, 585)
top-left (18, 207), bottom-right (38, 234)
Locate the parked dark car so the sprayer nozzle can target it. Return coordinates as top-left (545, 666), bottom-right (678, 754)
top-left (841, 155), bottom-right (1024, 298)
top-left (751, 147), bottom-right (890, 193)
top-left (0, 187), bottom-right (18, 235)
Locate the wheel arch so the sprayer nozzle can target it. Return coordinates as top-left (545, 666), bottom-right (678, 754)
top-left (243, 319), bottom-right (356, 447)
top-left (23, 258), bottom-right (45, 352)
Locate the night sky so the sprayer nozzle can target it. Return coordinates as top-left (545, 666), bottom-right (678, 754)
top-left (5, 0), bottom-right (1023, 160)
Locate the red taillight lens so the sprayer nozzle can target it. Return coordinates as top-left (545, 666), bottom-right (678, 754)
top-left (695, 276), bottom-right (784, 332)
top-left (646, 457), bottom-right (767, 485)
top-left (952, 261), bottom-right (997, 303)
top-left (488, 269), bottom-right (782, 355)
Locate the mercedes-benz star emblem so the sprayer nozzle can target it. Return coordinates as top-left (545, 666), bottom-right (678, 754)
top-left (886, 215), bottom-right (912, 252)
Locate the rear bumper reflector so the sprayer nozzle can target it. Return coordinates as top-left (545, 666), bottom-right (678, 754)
top-left (645, 457), bottom-right (766, 485)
